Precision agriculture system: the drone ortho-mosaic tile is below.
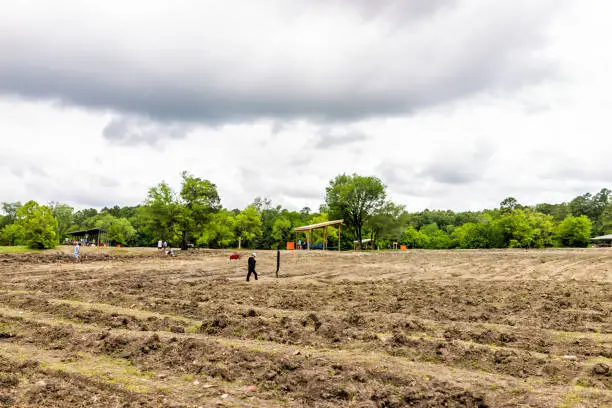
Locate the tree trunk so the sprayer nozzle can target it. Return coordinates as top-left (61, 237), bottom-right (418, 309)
top-left (181, 231), bottom-right (188, 250)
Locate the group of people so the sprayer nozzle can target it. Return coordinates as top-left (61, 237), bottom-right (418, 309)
top-left (157, 240), bottom-right (175, 256)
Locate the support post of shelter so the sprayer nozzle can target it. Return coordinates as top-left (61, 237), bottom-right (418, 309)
top-left (323, 226), bottom-right (328, 250)
top-left (337, 224), bottom-right (341, 251)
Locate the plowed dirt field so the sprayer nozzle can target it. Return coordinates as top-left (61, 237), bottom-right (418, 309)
top-left (0, 247), bottom-right (611, 407)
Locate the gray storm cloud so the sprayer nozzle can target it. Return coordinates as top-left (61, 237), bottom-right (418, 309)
top-left (0, 0), bottom-right (564, 145)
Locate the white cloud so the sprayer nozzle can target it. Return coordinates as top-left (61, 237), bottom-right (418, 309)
top-left (0, 0), bottom-right (610, 212)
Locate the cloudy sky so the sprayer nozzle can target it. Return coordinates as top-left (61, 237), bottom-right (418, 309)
top-left (1, 0), bottom-right (610, 212)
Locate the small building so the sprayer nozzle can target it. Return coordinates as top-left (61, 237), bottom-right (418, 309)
top-left (591, 234), bottom-right (612, 247)
top-left (66, 228), bottom-right (109, 246)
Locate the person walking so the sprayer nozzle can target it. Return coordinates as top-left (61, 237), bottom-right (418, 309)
top-left (246, 253), bottom-right (257, 282)
top-left (157, 239), bottom-right (163, 252)
top-left (73, 242), bottom-right (80, 263)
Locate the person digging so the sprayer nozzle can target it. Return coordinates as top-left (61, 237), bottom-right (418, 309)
top-left (246, 252), bottom-right (257, 282)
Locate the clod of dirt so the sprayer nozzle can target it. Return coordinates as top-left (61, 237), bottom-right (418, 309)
top-left (0, 372), bottom-right (19, 387)
top-left (592, 363), bottom-right (610, 376)
top-left (301, 313), bottom-right (322, 331)
top-left (344, 310), bottom-right (364, 326)
top-left (243, 309), bottom-right (258, 318)
top-left (404, 319), bottom-right (424, 331)
top-left (391, 331), bottom-right (408, 346)
top-left (170, 326), bottom-right (185, 333)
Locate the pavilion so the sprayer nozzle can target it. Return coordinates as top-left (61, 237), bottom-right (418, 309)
top-left (294, 220), bottom-right (343, 250)
top-left (66, 228), bottom-right (109, 246)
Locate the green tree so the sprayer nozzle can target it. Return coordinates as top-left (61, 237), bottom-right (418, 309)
top-left (143, 181), bottom-right (183, 245)
top-left (1, 202), bottom-right (22, 227)
top-left (568, 188), bottom-right (611, 235)
top-left (179, 171), bottom-right (221, 249)
top-left (15, 201), bottom-right (58, 249)
top-left (325, 174), bottom-right (386, 249)
top-left (452, 222), bottom-right (490, 249)
top-left (271, 216), bottom-right (292, 249)
top-left (49, 202), bottom-right (74, 240)
top-left (420, 224), bottom-right (452, 249)
top-left (555, 215), bottom-right (592, 247)
top-left (93, 213), bottom-right (136, 246)
top-left (252, 197), bottom-right (282, 249)
top-left (402, 226), bottom-right (428, 248)
top-left (198, 209), bottom-right (236, 248)
top-left (73, 208), bottom-right (98, 230)
top-left (234, 205), bottom-right (262, 248)
top-left (0, 223), bottom-right (24, 246)
top-left (500, 197), bottom-right (521, 213)
top-left (494, 209), bottom-right (553, 248)
top-left (367, 201), bottom-right (405, 249)
top-left (601, 202), bottom-right (612, 235)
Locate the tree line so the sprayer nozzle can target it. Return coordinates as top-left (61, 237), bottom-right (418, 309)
top-left (1, 172), bottom-right (610, 250)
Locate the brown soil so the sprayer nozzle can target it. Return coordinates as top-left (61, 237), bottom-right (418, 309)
top-left (0, 248), bottom-right (611, 407)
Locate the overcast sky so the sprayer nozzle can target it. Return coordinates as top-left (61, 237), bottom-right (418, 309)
top-left (1, 0), bottom-right (610, 212)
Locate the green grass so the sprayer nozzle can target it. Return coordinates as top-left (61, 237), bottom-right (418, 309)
top-left (0, 246), bottom-right (42, 253)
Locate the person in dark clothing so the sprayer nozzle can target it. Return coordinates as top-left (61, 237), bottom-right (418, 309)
top-left (247, 253), bottom-right (257, 281)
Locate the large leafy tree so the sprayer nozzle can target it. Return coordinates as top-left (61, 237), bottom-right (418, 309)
top-left (234, 205), bottom-right (262, 248)
top-left (367, 201), bottom-right (405, 248)
top-left (325, 174), bottom-right (386, 249)
top-left (15, 201), bottom-right (58, 249)
top-left (1, 202), bottom-right (22, 227)
top-left (93, 213), bottom-right (136, 246)
top-left (179, 171), bottom-right (221, 249)
top-left (0, 223), bottom-right (24, 246)
top-left (569, 188), bottom-right (611, 235)
top-left (198, 209), bottom-right (236, 248)
top-left (271, 216), bottom-right (292, 249)
top-left (72, 208), bottom-right (99, 230)
top-left (143, 181), bottom-right (183, 245)
top-left (251, 197), bottom-right (280, 249)
top-left (452, 222), bottom-right (490, 249)
top-left (402, 226), bottom-right (429, 249)
top-left (494, 209), bottom-right (554, 248)
top-left (49, 202), bottom-right (74, 240)
top-left (555, 215), bottom-right (592, 247)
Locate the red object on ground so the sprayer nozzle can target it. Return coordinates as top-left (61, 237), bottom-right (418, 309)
top-left (229, 253), bottom-right (240, 260)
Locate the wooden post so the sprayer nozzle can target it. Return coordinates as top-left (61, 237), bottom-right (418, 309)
top-left (337, 224), bottom-right (341, 251)
top-left (323, 226), bottom-right (328, 250)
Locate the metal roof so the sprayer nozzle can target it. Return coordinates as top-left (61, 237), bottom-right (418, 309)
top-left (294, 219), bottom-right (344, 232)
top-left (66, 228), bottom-right (108, 235)
top-left (591, 234), bottom-right (612, 241)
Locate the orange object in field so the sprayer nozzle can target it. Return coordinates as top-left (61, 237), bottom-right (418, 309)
top-left (117, 244), bottom-right (121, 248)
top-left (400, 245), bottom-right (407, 251)
top-left (286, 241), bottom-right (295, 250)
